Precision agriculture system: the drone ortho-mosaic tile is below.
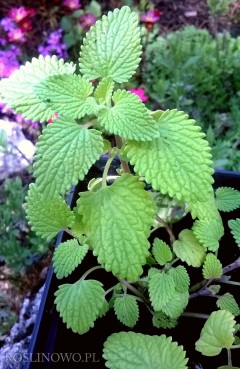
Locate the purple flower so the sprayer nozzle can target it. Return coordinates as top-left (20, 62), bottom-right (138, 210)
top-left (0, 37), bottom-right (7, 46)
top-left (38, 29), bottom-right (68, 59)
top-left (140, 10), bottom-right (161, 24)
top-left (63, 0), bottom-right (81, 10)
top-left (0, 50), bottom-right (19, 77)
top-left (8, 28), bottom-right (25, 43)
top-left (0, 17), bottom-right (16, 32)
top-left (80, 14), bottom-right (97, 29)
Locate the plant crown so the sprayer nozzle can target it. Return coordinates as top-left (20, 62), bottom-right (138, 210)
top-left (0, 6), bottom-right (240, 368)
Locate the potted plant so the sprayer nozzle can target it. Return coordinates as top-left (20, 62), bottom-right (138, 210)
top-left (0, 6), bottom-right (240, 368)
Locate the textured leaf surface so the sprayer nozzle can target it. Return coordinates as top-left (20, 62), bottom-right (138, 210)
top-left (25, 184), bottom-right (74, 241)
top-left (79, 6), bottom-right (141, 82)
top-left (217, 293), bottom-right (240, 316)
top-left (35, 74), bottom-right (94, 119)
top-left (152, 238), bottom-right (172, 265)
top-left (54, 279), bottom-right (105, 334)
top-left (195, 310), bottom-right (236, 356)
top-left (202, 253), bottom-right (222, 279)
top-left (169, 266), bottom-right (190, 293)
top-left (208, 285), bottom-right (221, 295)
top-left (103, 332), bottom-right (188, 369)
top-left (215, 187), bottom-right (240, 212)
top-left (173, 230), bottom-right (206, 267)
top-left (34, 118), bottom-right (104, 199)
top-left (192, 218), bottom-right (224, 251)
top-left (78, 174), bottom-right (156, 281)
top-left (125, 110), bottom-right (213, 203)
top-left (152, 311), bottom-right (178, 329)
top-left (98, 90), bottom-right (158, 141)
top-left (114, 295), bottom-right (139, 327)
top-left (53, 240), bottom-right (88, 279)
top-left (0, 55), bottom-right (75, 122)
top-left (97, 299), bottom-right (109, 318)
top-left (148, 270), bottom-right (176, 311)
top-left (228, 219), bottom-right (240, 246)
top-left (161, 291), bottom-right (189, 319)
top-left (94, 77), bottom-right (114, 104)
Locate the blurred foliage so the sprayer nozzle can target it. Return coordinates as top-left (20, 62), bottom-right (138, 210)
top-left (0, 293), bottom-right (17, 339)
top-left (207, 0), bottom-right (236, 16)
top-left (0, 177), bottom-right (48, 275)
top-left (143, 26), bottom-right (240, 171)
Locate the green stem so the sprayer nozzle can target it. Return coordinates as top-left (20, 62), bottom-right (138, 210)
top-left (81, 266), bottom-right (102, 280)
top-left (105, 285), bottom-right (117, 297)
top-left (220, 280), bottom-right (240, 286)
top-left (118, 278), bottom-right (149, 305)
top-left (231, 344), bottom-right (240, 349)
top-left (82, 119), bottom-right (97, 129)
top-left (155, 215), bottom-right (176, 244)
top-left (227, 348), bottom-right (232, 367)
top-left (102, 154), bottom-right (116, 188)
top-left (182, 312), bottom-right (209, 319)
top-left (64, 228), bottom-right (74, 237)
top-left (115, 135), bottom-right (131, 174)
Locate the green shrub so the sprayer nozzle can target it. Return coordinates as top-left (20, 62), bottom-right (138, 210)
top-left (143, 26), bottom-right (240, 170)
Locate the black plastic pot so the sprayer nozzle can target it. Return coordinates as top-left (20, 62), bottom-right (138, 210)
top-left (24, 162), bottom-right (240, 369)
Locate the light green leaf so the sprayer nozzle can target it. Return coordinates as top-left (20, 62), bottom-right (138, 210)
top-left (33, 118), bottom-right (104, 199)
top-left (0, 129), bottom-right (7, 148)
top-left (192, 217), bottom-right (224, 251)
top-left (114, 295), bottom-right (139, 327)
top-left (94, 77), bottom-right (114, 104)
top-left (25, 183), bottom-right (74, 241)
top-left (103, 332), bottom-right (188, 369)
top-left (161, 291), bottom-right (189, 319)
top-left (228, 219), bottom-right (240, 246)
top-left (55, 279), bottom-right (105, 334)
top-left (202, 253), bottom-right (223, 279)
top-left (79, 6), bottom-right (141, 83)
top-left (53, 239), bottom-right (88, 279)
top-left (70, 212), bottom-right (86, 240)
top-left (148, 270), bottom-right (176, 311)
top-left (196, 310), bottom-right (236, 356)
top-left (97, 299), bottom-right (109, 318)
top-left (173, 229), bottom-right (206, 267)
top-left (0, 55), bottom-right (75, 122)
top-left (98, 90), bottom-right (158, 141)
top-left (35, 74), bottom-right (94, 119)
top-left (169, 266), bottom-right (190, 293)
top-left (218, 366), bottom-right (240, 369)
top-left (152, 238), bottom-right (172, 265)
top-left (215, 187), bottom-right (240, 212)
top-left (207, 284), bottom-right (221, 295)
top-left (125, 109), bottom-right (213, 204)
top-left (217, 293), bottom-right (240, 316)
top-left (152, 311), bottom-right (178, 329)
top-left (189, 191), bottom-right (222, 220)
top-left (78, 174), bottom-right (156, 281)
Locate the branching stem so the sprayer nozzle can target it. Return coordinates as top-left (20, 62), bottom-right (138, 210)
top-left (117, 278), bottom-right (149, 305)
top-left (81, 266), bottom-right (102, 280)
top-left (115, 135), bottom-right (131, 174)
top-left (155, 215), bottom-right (176, 244)
top-left (182, 312), bottom-right (209, 319)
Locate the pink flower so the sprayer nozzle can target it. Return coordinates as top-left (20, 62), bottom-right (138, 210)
top-left (63, 0), bottom-right (81, 10)
top-left (8, 6), bottom-right (36, 23)
top-left (19, 19), bottom-right (33, 31)
top-left (129, 88), bottom-right (149, 103)
top-left (80, 14), bottom-right (97, 29)
top-left (7, 28), bottom-right (25, 42)
top-left (48, 113), bottom-right (59, 123)
top-left (140, 10), bottom-right (161, 24)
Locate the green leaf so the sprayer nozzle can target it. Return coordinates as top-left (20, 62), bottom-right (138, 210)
top-left (218, 366), bottom-right (240, 369)
top-left (25, 183), bottom-right (74, 241)
top-left (228, 219), bottom-right (240, 246)
top-left (168, 266), bottom-right (190, 293)
top-left (35, 74), bottom-right (94, 119)
top-left (78, 174), bottom-right (156, 281)
top-left (0, 55), bottom-right (75, 122)
top-left (33, 118), bottom-right (104, 199)
top-left (53, 239), bottom-right (88, 279)
top-left (79, 6), bottom-right (141, 83)
top-left (215, 187), bottom-right (240, 212)
top-left (85, 0), bottom-right (102, 17)
top-left (152, 311), bottom-right (178, 329)
top-left (94, 77), bottom-right (114, 104)
top-left (152, 238), bottom-right (172, 265)
top-left (202, 253), bottom-right (223, 279)
top-left (114, 295), bottom-right (139, 327)
top-left (217, 293), bottom-right (240, 316)
top-left (192, 217), bottom-right (224, 251)
top-left (98, 90), bottom-right (158, 141)
top-left (173, 229), bottom-right (206, 267)
top-left (196, 310), bottom-right (236, 356)
top-left (0, 129), bottom-right (7, 148)
top-left (103, 332), bottom-right (188, 369)
top-left (161, 291), bottom-right (189, 319)
top-left (125, 109), bottom-right (213, 204)
top-left (207, 284), bottom-right (221, 295)
top-left (97, 299), bottom-right (109, 318)
top-left (148, 270), bottom-right (176, 311)
top-left (54, 279), bottom-right (105, 334)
